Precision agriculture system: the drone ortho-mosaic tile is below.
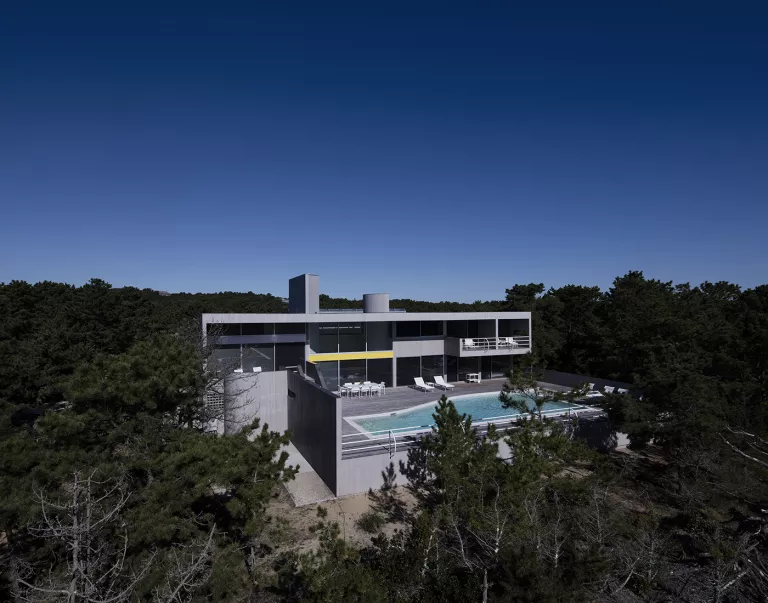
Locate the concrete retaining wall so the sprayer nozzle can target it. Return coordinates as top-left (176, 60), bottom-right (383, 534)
top-left (336, 450), bottom-right (411, 497)
top-left (224, 371), bottom-right (289, 434)
top-left (287, 371), bottom-right (340, 494)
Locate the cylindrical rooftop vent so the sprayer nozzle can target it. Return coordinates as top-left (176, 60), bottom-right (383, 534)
top-left (363, 293), bottom-right (389, 313)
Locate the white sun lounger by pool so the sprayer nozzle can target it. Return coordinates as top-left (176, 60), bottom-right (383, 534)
top-left (433, 376), bottom-right (455, 390)
top-left (414, 377), bottom-right (435, 392)
top-left (617, 388), bottom-right (629, 394)
top-left (603, 386), bottom-right (615, 394)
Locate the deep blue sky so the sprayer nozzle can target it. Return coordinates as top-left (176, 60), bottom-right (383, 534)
top-left (2, 2), bottom-right (766, 301)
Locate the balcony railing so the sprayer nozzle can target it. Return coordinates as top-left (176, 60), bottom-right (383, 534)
top-left (460, 336), bottom-right (530, 351)
top-left (318, 308), bottom-right (406, 313)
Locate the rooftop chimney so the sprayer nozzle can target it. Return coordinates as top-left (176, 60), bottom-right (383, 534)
top-left (363, 293), bottom-right (389, 313)
top-left (288, 274), bottom-right (319, 314)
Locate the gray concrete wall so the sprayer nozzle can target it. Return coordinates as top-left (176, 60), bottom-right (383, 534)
top-left (224, 371), bottom-right (289, 434)
top-left (336, 450), bottom-right (411, 497)
top-left (287, 371), bottom-right (340, 494)
top-left (288, 274), bottom-right (320, 314)
top-left (393, 338), bottom-right (446, 358)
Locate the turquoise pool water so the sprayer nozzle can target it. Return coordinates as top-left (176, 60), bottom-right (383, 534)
top-left (348, 392), bottom-right (582, 434)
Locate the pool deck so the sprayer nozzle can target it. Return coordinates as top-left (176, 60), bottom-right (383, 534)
top-left (341, 378), bottom-right (571, 436)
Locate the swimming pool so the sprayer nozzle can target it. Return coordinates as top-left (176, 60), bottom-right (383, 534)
top-left (346, 392), bottom-right (584, 434)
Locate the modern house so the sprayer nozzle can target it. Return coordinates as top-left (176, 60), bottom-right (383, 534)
top-left (202, 274), bottom-right (533, 496)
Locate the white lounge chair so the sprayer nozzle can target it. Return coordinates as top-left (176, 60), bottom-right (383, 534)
top-left (603, 386), bottom-right (615, 394)
top-left (414, 377), bottom-right (435, 392)
top-left (617, 388), bottom-right (629, 394)
top-left (464, 338), bottom-right (476, 349)
top-left (434, 376), bottom-right (455, 390)
top-left (587, 382), bottom-right (595, 390)
top-left (502, 337), bottom-right (519, 348)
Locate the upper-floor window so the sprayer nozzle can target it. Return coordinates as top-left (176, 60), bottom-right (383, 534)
top-left (395, 321), bottom-right (444, 338)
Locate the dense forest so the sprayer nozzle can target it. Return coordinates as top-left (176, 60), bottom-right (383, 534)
top-left (1, 272), bottom-right (767, 602)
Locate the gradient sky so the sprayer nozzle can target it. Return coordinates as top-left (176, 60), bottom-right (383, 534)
top-left (2, 1), bottom-right (767, 301)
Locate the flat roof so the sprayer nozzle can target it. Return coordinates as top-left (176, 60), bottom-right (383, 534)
top-left (202, 311), bottom-right (531, 324)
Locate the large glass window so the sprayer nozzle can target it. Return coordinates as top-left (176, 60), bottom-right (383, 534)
top-left (481, 356), bottom-right (492, 380)
top-left (275, 343), bottom-right (304, 370)
top-left (211, 344), bottom-right (241, 372)
top-left (211, 323), bottom-right (240, 336)
top-left (242, 323), bottom-right (274, 335)
top-left (338, 322), bottom-right (366, 352)
top-left (467, 321), bottom-right (480, 338)
top-left (421, 355), bottom-right (444, 382)
top-left (446, 321), bottom-right (467, 338)
top-left (366, 322), bottom-right (392, 351)
top-left (396, 357), bottom-right (421, 387)
top-left (242, 344), bottom-right (274, 372)
top-left (498, 320), bottom-right (513, 338)
top-left (310, 323), bottom-right (338, 353)
top-left (458, 357), bottom-right (480, 381)
top-left (395, 321), bottom-right (420, 338)
top-left (367, 358), bottom-right (393, 387)
top-left (339, 359), bottom-right (366, 385)
top-left (446, 355), bottom-right (459, 382)
top-left (314, 361), bottom-right (339, 392)
top-left (491, 355), bottom-right (513, 379)
top-left (275, 323), bottom-right (305, 335)
top-left (420, 321), bottom-right (443, 337)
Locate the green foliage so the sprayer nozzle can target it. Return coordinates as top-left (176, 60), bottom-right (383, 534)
top-left (356, 510), bottom-right (386, 534)
top-left (4, 273), bottom-right (768, 601)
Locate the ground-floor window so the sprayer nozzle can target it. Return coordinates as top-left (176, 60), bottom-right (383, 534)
top-left (396, 357), bottom-right (421, 387)
top-left (314, 361), bottom-right (339, 392)
top-left (340, 359), bottom-right (366, 385)
top-left (367, 358), bottom-right (393, 387)
top-left (458, 357), bottom-right (480, 382)
top-left (242, 344), bottom-right (275, 372)
top-left (421, 355), bottom-right (444, 382)
top-left (491, 355), bottom-right (513, 379)
top-left (312, 358), bottom-right (395, 392)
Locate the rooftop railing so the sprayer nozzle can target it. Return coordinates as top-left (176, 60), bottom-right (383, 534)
top-left (318, 308), bottom-right (406, 313)
top-left (460, 336), bottom-right (530, 351)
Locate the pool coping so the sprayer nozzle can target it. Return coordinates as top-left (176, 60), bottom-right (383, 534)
top-left (343, 390), bottom-right (599, 439)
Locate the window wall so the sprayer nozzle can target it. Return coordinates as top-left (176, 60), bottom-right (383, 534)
top-left (421, 355), bottom-right (444, 382)
top-left (395, 321), bottom-right (444, 338)
top-left (242, 344), bottom-right (275, 372)
top-left (367, 358), bottom-right (393, 387)
top-left (311, 323), bottom-right (339, 353)
top-left (394, 355), bottom-right (447, 386)
top-left (339, 323), bottom-right (365, 352)
top-left (339, 359), bottom-right (367, 384)
top-left (396, 357), bottom-right (421, 386)
top-left (309, 321), bottom-right (392, 353)
top-left (445, 355), bottom-right (459, 382)
top-left (209, 342), bottom-right (302, 373)
top-left (275, 343), bottom-right (304, 370)
top-left (311, 358), bottom-right (394, 391)
top-left (315, 361), bottom-right (339, 392)
top-left (366, 322), bottom-right (392, 351)
top-left (458, 357), bottom-right (480, 381)
top-left (491, 355), bottom-right (513, 378)
top-left (211, 344), bottom-right (241, 372)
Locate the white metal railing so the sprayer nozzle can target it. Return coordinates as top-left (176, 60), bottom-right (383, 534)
top-left (340, 405), bottom-right (593, 458)
top-left (460, 336), bottom-right (530, 351)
